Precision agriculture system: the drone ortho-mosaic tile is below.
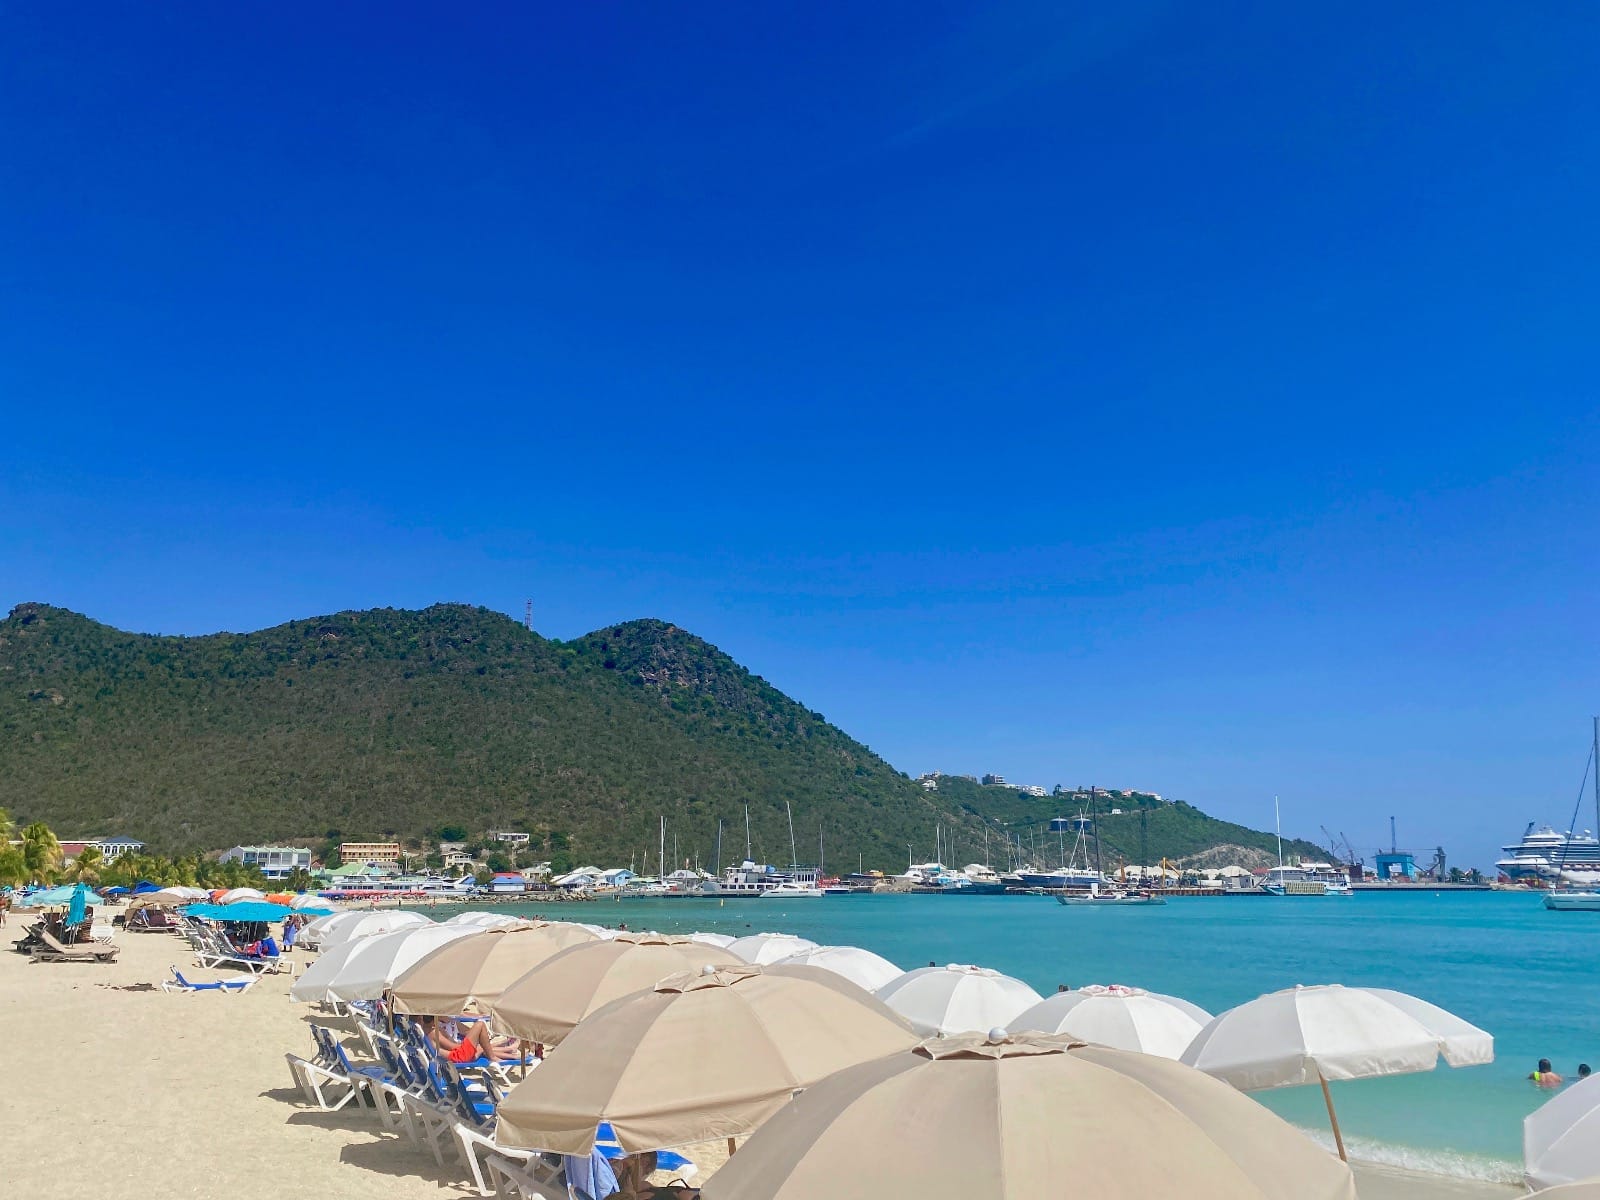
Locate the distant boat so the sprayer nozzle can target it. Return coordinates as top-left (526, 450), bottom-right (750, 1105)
top-left (1057, 888), bottom-right (1166, 907)
top-left (762, 880), bottom-right (823, 899)
top-left (1261, 799), bottom-right (1350, 897)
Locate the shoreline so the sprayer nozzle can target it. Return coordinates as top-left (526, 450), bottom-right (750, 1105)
top-left (0, 913), bottom-right (1532, 1199)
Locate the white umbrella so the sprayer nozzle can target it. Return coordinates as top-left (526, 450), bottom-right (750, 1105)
top-left (219, 887), bottom-right (266, 904)
top-left (317, 909), bottom-right (432, 948)
top-left (688, 932), bottom-right (737, 948)
top-left (875, 964), bottom-right (1042, 1036)
top-left (288, 893), bottom-right (332, 910)
top-left (444, 911), bottom-right (529, 928)
top-left (1526, 1179), bottom-right (1600, 1200)
top-left (728, 932), bottom-right (819, 965)
top-left (773, 945), bottom-right (903, 993)
top-left (1525, 1074), bottom-right (1600, 1188)
top-left (1182, 984), bottom-right (1493, 1159)
top-left (291, 924), bottom-right (482, 1003)
top-left (1013, 984), bottom-right (1212, 1059)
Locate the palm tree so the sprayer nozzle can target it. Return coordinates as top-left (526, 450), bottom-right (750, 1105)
top-left (66, 844), bottom-right (104, 883)
top-left (20, 822), bottom-right (61, 883)
top-left (0, 843), bottom-right (27, 887)
top-left (283, 866), bottom-right (316, 893)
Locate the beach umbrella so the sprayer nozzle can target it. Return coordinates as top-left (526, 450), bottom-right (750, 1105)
top-left (1012, 984), bottom-right (1213, 1059)
top-left (22, 885), bottom-right (107, 908)
top-left (1526, 1179), bottom-right (1600, 1200)
top-left (67, 883), bottom-right (89, 927)
top-left (1525, 1074), bottom-right (1600, 1188)
top-left (182, 901), bottom-right (325, 922)
top-left (771, 945), bottom-right (903, 993)
top-left (687, 932), bottom-right (736, 948)
top-left (390, 923), bottom-right (600, 1016)
top-left (291, 923), bottom-right (483, 1003)
top-left (875, 964), bottom-right (1042, 1037)
top-left (443, 911), bottom-right (530, 928)
top-left (101, 885), bottom-right (130, 896)
top-left (131, 881), bottom-right (161, 894)
top-left (727, 932), bottom-right (819, 965)
top-left (494, 963), bottom-right (920, 1156)
top-left (316, 909), bottom-right (431, 948)
top-left (698, 1031), bottom-right (1357, 1200)
top-left (288, 892), bottom-right (330, 910)
top-left (489, 933), bottom-right (741, 1045)
top-left (1181, 984), bottom-right (1493, 1160)
top-left (219, 887), bottom-right (267, 904)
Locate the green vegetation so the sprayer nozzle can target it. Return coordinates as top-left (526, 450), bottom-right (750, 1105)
top-left (0, 602), bottom-right (1325, 872)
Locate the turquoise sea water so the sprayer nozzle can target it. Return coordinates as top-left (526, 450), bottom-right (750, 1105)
top-left (430, 891), bottom-right (1600, 1180)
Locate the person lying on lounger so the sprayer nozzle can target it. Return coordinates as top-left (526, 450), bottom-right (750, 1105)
top-left (418, 1014), bottom-right (522, 1063)
top-left (240, 934), bottom-right (279, 959)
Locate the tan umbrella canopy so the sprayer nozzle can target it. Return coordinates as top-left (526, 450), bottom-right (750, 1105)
top-left (701, 1032), bottom-right (1357, 1200)
top-left (494, 963), bottom-right (920, 1155)
top-left (489, 932), bottom-right (741, 1045)
top-left (389, 922), bottom-right (599, 1015)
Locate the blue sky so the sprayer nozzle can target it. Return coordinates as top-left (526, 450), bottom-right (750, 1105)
top-left (3, 4), bottom-right (1597, 868)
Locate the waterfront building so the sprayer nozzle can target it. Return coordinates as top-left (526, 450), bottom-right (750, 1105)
top-left (339, 840), bottom-right (401, 865)
top-left (220, 845), bottom-right (313, 879)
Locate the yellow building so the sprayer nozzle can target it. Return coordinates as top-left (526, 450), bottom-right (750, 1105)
top-left (339, 841), bottom-right (401, 865)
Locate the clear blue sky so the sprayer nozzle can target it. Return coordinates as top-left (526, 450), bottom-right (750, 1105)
top-left (3, 4), bottom-right (1597, 869)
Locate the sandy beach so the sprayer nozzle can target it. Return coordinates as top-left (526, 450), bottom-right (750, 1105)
top-left (0, 924), bottom-right (1524, 1200)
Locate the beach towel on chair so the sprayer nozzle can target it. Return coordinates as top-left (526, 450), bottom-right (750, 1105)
top-left (563, 1147), bottom-right (619, 1200)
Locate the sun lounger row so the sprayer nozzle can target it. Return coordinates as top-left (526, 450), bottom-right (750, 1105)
top-left (285, 1012), bottom-right (697, 1198)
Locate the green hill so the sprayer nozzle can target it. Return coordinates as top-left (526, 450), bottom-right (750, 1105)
top-left (0, 602), bottom-right (1329, 872)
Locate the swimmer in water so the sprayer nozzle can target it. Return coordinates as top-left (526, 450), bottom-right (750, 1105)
top-left (1531, 1058), bottom-right (1564, 1088)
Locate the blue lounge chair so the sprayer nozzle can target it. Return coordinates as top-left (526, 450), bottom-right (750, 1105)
top-left (161, 965), bottom-right (257, 994)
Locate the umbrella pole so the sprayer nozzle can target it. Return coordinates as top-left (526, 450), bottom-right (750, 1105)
top-left (1317, 1070), bottom-right (1347, 1162)
top-left (727, 1136), bottom-right (737, 1157)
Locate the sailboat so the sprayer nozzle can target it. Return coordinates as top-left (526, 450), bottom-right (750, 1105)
top-left (1545, 719), bottom-right (1600, 912)
top-left (762, 802), bottom-right (822, 898)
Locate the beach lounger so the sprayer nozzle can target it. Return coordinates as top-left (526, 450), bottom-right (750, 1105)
top-left (30, 928), bottom-right (119, 963)
top-left (194, 926), bottom-right (283, 974)
top-left (484, 1152), bottom-right (571, 1200)
top-left (162, 965), bottom-right (257, 994)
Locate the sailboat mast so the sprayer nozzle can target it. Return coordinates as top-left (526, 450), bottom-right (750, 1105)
top-left (659, 815), bottom-right (666, 881)
top-left (1593, 716), bottom-right (1599, 833)
top-left (1274, 796), bottom-right (1284, 869)
top-left (744, 805), bottom-right (752, 862)
top-left (785, 801), bottom-right (798, 870)
top-left (1090, 786), bottom-right (1103, 878)
top-left (715, 819), bottom-right (723, 876)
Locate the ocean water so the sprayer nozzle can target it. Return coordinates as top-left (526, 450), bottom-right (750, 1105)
top-left (443, 890), bottom-right (1600, 1181)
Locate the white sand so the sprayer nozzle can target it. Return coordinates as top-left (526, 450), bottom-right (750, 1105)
top-left (0, 919), bottom-right (1523, 1199)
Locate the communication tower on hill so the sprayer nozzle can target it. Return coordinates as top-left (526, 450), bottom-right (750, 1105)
top-left (524, 599), bottom-right (532, 630)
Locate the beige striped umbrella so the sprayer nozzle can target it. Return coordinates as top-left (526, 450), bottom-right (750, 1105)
top-left (389, 922), bottom-right (598, 1015)
top-left (489, 932), bottom-right (740, 1045)
top-left (701, 1032), bottom-right (1357, 1200)
top-left (494, 963), bottom-right (920, 1155)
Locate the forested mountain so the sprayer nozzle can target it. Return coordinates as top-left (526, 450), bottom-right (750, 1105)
top-left (0, 602), bottom-right (1323, 871)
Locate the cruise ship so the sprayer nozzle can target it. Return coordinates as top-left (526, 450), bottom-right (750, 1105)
top-left (1497, 823), bottom-right (1600, 880)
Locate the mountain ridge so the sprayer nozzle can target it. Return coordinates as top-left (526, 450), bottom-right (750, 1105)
top-left (0, 601), bottom-right (1325, 870)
